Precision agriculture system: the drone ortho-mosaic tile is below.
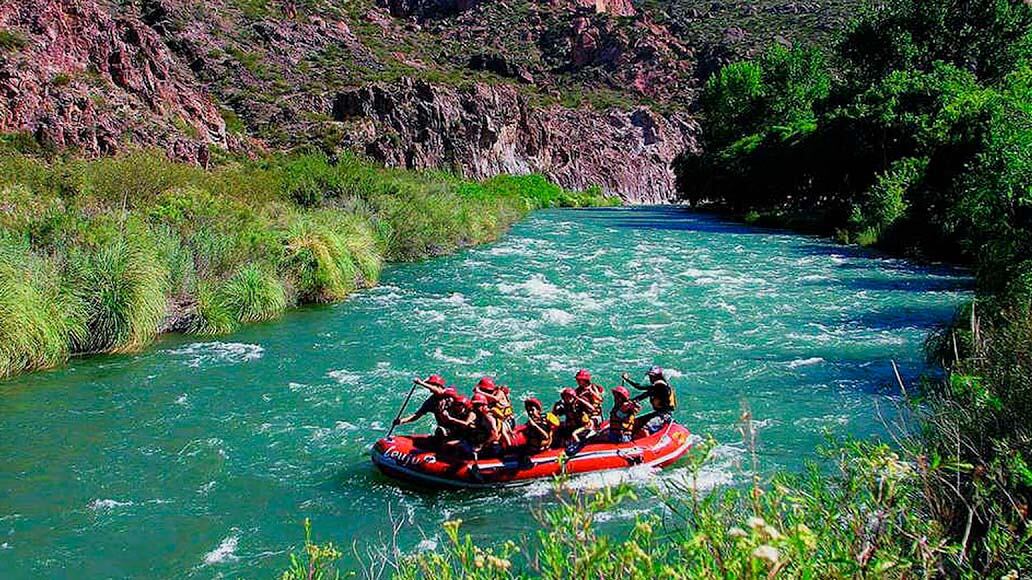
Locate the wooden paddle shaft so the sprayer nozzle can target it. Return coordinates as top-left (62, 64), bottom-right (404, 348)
top-left (386, 382), bottom-right (420, 438)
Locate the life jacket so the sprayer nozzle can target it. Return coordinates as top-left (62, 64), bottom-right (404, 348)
top-left (491, 391), bottom-right (515, 422)
top-left (442, 407), bottom-right (473, 433)
top-left (609, 400), bottom-right (638, 435)
top-left (649, 379), bottom-right (676, 412)
top-left (524, 415), bottom-right (555, 450)
top-left (431, 396), bottom-right (451, 424)
top-left (554, 401), bottom-right (592, 429)
top-left (578, 383), bottom-right (604, 415)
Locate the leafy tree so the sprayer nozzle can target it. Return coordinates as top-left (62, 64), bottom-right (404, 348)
top-left (840, 0), bottom-right (1032, 86)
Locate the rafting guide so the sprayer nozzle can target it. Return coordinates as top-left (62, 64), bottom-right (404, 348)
top-left (371, 367), bottom-right (693, 487)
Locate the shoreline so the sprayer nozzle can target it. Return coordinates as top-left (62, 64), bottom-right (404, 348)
top-left (0, 150), bottom-right (617, 381)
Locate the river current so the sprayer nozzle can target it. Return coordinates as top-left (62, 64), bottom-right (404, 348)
top-left (0, 207), bottom-right (970, 577)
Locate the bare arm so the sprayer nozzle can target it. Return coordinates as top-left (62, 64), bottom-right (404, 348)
top-left (622, 372), bottom-right (646, 390)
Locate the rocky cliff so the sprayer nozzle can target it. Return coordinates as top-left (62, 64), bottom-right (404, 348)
top-left (0, 0), bottom-right (851, 201)
top-left (0, 0), bottom-right (226, 164)
top-left (334, 78), bottom-right (697, 202)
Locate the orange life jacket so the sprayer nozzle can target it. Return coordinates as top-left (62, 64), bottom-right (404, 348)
top-left (609, 400), bottom-right (638, 435)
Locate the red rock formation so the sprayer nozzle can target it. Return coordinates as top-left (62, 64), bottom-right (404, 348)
top-left (0, 0), bottom-right (226, 163)
top-left (571, 0), bottom-right (636, 17)
top-left (334, 78), bottom-right (699, 203)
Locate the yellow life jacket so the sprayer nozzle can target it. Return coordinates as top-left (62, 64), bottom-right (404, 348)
top-left (525, 415), bottom-right (555, 450)
top-left (492, 402), bottom-right (514, 420)
top-left (649, 380), bottom-right (676, 412)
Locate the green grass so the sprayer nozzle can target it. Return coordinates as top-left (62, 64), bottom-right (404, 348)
top-left (0, 29), bottom-right (26, 51)
top-left (70, 238), bottom-right (169, 353)
top-left (217, 263), bottom-right (287, 324)
top-left (0, 240), bottom-right (84, 379)
top-left (0, 147), bottom-right (614, 379)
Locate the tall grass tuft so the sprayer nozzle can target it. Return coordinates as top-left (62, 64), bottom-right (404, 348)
top-left (0, 241), bottom-right (84, 378)
top-left (193, 283), bottom-right (237, 335)
top-left (217, 263), bottom-right (287, 323)
top-left (281, 219), bottom-right (357, 302)
top-left (71, 239), bottom-right (168, 353)
top-left (311, 211), bottom-right (382, 286)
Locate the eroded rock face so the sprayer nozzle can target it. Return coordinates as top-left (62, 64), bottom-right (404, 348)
top-left (334, 78), bottom-right (699, 203)
top-left (0, 0), bottom-right (226, 163)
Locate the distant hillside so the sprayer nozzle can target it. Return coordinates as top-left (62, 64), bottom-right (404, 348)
top-left (0, 0), bottom-right (856, 200)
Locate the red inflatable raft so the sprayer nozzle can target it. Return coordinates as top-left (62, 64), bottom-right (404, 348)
top-left (370, 422), bottom-right (692, 488)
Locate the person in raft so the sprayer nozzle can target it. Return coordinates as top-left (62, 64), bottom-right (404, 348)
top-left (473, 376), bottom-right (516, 446)
top-left (438, 394), bottom-right (475, 444)
top-left (607, 386), bottom-right (641, 443)
top-left (573, 369), bottom-right (605, 428)
top-left (511, 397), bottom-right (560, 453)
top-left (462, 394), bottom-right (501, 457)
top-left (622, 366), bottom-right (676, 433)
top-left (393, 374), bottom-right (456, 441)
top-left (552, 387), bottom-right (596, 445)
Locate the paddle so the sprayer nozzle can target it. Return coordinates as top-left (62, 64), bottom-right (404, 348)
top-left (385, 380), bottom-right (421, 439)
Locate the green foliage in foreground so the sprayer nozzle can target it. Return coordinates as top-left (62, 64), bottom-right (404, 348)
top-left (0, 150), bottom-right (615, 379)
top-left (673, 0), bottom-right (1032, 575)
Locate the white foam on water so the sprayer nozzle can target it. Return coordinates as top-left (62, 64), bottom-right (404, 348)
top-left (502, 339), bottom-right (541, 353)
top-left (203, 534), bottom-right (239, 565)
top-left (445, 293), bottom-right (466, 304)
top-left (335, 421), bottom-right (359, 431)
top-left (1, 542), bottom-right (10, 550)
top-left (431, 348), bottom-right (478, 365)
top-left (174, 394), bottom-right (188, 405)
top-left (498, 273), bottom-right (563, 300)
top-left (327, 369), bottom-right (363, 385)
top-left (787, 357), bottom-right (824, 368)
top-left (170, 342), bottom-right (264, 368)
top-left (89, 499), bottom-right (134, 511)
top-left (413, 309), bottom-right (446, 323)
top-left (521, 464), bottom-right (661, 498)
top-left (541, 308), bottom-right (575, 325)
top-left (593, 507), bottom-right (652, 524)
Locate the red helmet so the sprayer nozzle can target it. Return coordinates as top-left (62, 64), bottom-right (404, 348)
top-left (575, 369), bottom-right (591, 382)
top-left (524, 397), bottom-right (543, 410)
top-left (453, 396), bottom-right (471, 409)
top-left (561, 387), bottom-right (576, 399)
top-left (427, 374), bottom-right (446, 387)
top-left (500, 385), bottom-right (510, 395)
top-left (612, 386), bottom-right (630, 400)
top-left (442, 387), bottom-right (458, 399)
top-left (471, 393), bottom-right (489, 407)
top-left (477, 376), bottom-right (496, 391)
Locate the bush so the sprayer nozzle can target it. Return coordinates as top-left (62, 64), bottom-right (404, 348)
top-left (216, 263), bottom-right (286, 324)
top-left (281, 218), bottom-right (359, 302)
top-left (0, 241), bottom-right (84, 378)
top-left (70, 238), bottom-right (168, 353)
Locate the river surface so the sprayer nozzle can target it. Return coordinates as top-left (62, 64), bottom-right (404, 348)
top-left (0, 207), bottom-right (971, 578)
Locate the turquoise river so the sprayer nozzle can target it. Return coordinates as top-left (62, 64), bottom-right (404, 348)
top-left (0, 207), bottom-right (971, 578)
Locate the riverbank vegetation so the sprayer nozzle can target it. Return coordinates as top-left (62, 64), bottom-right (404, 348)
top-left (0, 148), bottom-right (615, 379)
top-left (667, 0), bottom-right (1031, 575)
